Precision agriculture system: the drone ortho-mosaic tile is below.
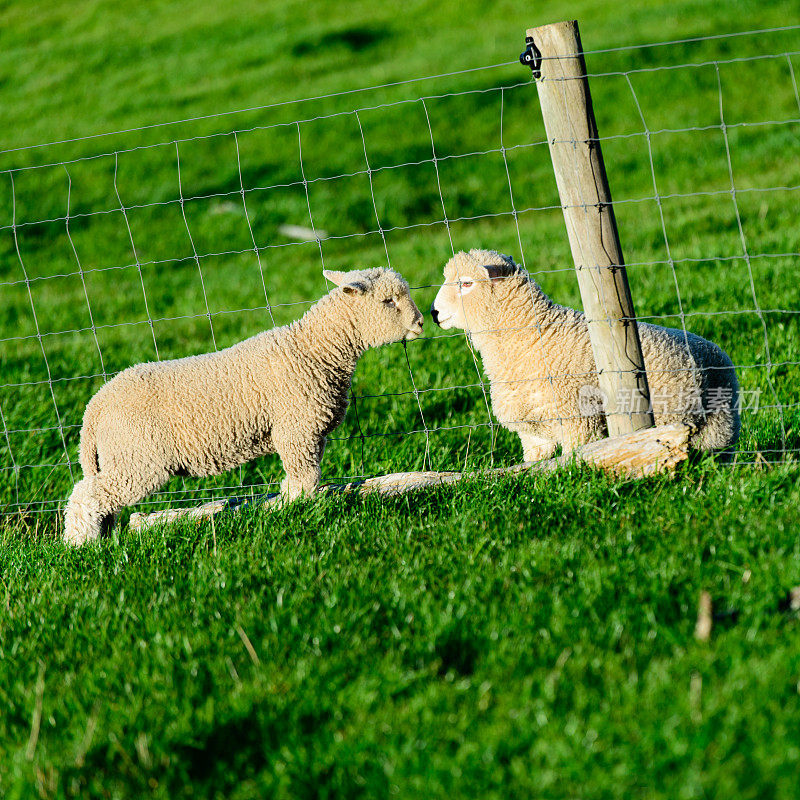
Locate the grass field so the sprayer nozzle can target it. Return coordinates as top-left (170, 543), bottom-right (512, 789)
top-left (1, 0), bottom-right (800, 796)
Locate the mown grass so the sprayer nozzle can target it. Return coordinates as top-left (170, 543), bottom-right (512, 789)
top-left (1, 0), bottom-right (800, 796)
top-left (3, 465), bottom-right (800, 798)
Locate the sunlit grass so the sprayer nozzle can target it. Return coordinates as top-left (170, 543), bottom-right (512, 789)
top-left (1, 0), bottom-right (800, 796)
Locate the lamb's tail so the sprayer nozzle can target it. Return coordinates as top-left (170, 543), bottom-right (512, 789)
top-left (78, 417), bottom-right (100, 476)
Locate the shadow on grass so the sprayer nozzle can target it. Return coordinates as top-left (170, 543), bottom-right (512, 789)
top-left (292, 25), bottom-right (392, 57)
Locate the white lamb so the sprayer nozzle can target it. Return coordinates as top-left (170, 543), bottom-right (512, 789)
top-left (64, 268), bottom-right (424, 545)
top-left (431, 249), bottom-right (740, 461)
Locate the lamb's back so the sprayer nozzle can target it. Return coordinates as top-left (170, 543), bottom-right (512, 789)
top-left (638, 323), bottom-right (736, 393)
top-left (88, 331), bottom-right (284, 420)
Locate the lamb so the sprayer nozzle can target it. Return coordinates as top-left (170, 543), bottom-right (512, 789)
top-left (64, 268), bottom-right (424, 545)
top-left (430, 249), bottom-right (740, 461)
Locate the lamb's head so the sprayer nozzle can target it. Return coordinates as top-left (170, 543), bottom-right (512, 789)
top-left (430, 249), bottom-right (521, 332)
top-left (323, 267), bottom-right (424, 348)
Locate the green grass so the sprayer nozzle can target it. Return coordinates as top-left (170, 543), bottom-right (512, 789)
top-left (3, 466), bottom-right (800, 798)
top-left (1, 0), bottom-right (800, 796)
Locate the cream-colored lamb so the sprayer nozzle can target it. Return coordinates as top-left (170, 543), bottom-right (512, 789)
top-left (64, 268), bottom-right (424, 545)
top-left (431, 249), bottom-right (739, 461)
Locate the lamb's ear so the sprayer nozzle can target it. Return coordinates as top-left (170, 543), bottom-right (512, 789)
top-left (323, 269), bottom-right (348, 286)
top-left (324, 269), bottom-right (369, 294)
top-left (481, 258), bottom-right (518, 284)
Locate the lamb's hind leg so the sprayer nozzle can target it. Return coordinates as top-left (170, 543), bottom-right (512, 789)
top-left (691, 406), bottom-right (740, 461)
top-left (64, 476), bottom-right (107, 546)
top-left (64, 469), bottom-right (168, 546)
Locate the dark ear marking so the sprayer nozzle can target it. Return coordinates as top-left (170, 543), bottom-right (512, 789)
top-left (484, 264), bottom-right (515, 283)
top-left (342, 282), bottom-right (367, 295)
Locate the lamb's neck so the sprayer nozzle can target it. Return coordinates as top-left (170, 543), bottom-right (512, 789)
top-left (290, 293), bottom-right (365, 373)
top-left (471, 280), bottom-right (559, 378)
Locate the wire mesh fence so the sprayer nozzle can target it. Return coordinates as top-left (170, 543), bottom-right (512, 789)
top-left (1, 24), bottom-right (799, 518)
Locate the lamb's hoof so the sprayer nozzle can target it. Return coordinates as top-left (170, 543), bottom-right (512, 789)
top-left (277, 491), bottom-right (301, 507)
top-left (279, 477), bottom-right (318, 506)
top-left (63, 516), bottom-right (97, 546)
top-left (63, 508), bottom-right (102, 545)
top-left (64, 530), bottom-right (90, 547)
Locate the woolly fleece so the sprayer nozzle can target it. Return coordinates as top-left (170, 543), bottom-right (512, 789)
top-left (64, 268), bottom-right (424, 545)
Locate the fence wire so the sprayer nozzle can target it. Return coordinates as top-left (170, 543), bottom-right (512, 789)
top-left (1, 25), bottom-right (799, 517)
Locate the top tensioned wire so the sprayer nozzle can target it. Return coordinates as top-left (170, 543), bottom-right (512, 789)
top-left (3, 54), bottom-right (799, 183)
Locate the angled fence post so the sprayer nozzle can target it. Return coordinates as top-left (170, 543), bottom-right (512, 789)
top-left (524, 19), bottom-right (654, 435)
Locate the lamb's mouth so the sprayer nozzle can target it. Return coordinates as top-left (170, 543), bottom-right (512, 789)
top-left (432, 314), bottom-right (452, 329)
top-left (429, 302), bottom-right (453, 329)
top-left (405, 327), bottom-right (423, 340)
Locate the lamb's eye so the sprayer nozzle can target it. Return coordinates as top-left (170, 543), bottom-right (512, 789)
top-left (460, 280), bottom-right (473, 289)
top-left (383, 298), bottom-right (396, 307)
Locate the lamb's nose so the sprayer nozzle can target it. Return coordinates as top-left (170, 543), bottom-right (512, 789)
top-left (430, 303), bottom-right (439, 325)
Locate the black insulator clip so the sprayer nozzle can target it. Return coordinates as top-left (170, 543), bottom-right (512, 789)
top-left (519, 35), bottom-right (542, 78)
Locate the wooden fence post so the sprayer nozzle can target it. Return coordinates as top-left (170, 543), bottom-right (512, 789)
top-left (526, 20), bottom-right (654, 435)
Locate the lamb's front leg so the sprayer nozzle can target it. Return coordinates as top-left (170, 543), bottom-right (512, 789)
top-left (518, 432), bottom-right (557, 463)
top-left (275, 433), bottom-right (326, 503)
